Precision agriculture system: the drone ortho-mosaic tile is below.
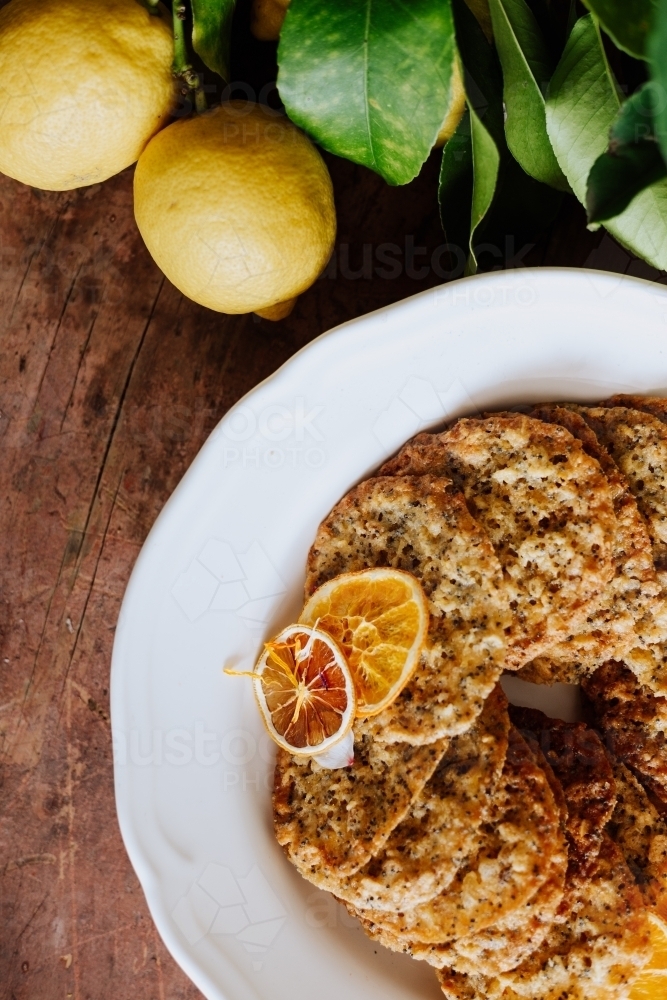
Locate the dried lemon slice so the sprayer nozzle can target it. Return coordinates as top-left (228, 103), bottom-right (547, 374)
top-left (251, 625), bottom-right (355, 756)
top-left (631, 913), bottom-right (667, 1000)
top-left (299, 568), bottom-right (428, 717)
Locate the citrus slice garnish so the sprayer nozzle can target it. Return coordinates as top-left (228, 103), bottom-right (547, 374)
top-left (250, 625), bottom-right (355, 756)
top-left (630, 912), bottom-right (667, 1000)
top-left (299, 568), bottom-right (429, 718)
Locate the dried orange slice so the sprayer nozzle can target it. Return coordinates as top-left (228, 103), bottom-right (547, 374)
top-left (299, 568), bottom-right (429, 717)
top-left (250, 625), bottom-right (355, 756)
top-left (630, 913), bottom-right (667, 1000)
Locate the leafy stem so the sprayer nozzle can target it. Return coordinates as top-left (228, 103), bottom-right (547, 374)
top-left (172, 1), bottom-right (208, 113)
top-left (172, 3), bottom-right (190, 74)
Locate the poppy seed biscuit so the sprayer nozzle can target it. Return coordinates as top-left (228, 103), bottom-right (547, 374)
top-left (437, 722), bottom-right (646, 1000)
top-left (428, 872), bottom-right (566, 977)
top-left (316, 685), bottom-right (510, 912)
top-left (429, 735), bottom-right (568, 977)
top-left (437, 836), bottom-right (650, 1000)
top-left (607, 755), bottom-right (667, 917)
top-left (273, 725), bottom-right (447, 879)
top-left (604, 394), bottom-right (667, 423)
top-left (380, 414), bottom-right (616, 670)
top-left (352, 728), bottom-right (566, 947)
top-left (509, 707), bottom-right (617, 868)
top-left (574, 405), bottom-right (667, 580)
top-left (306, 475), bottom-right (511, 743)
top-left (522, 404), bottom-right (666, 685)
top-left (583, 660), bottom-right (667, 810)
top-left (560, 402), bottom-right (667, 691)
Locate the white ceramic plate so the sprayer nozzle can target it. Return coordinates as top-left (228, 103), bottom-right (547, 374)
top-left (112, 268), bottom-right (667, 1000)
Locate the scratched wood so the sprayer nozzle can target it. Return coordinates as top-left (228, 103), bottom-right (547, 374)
top-left (0, 125), bottom-right (663, 1000)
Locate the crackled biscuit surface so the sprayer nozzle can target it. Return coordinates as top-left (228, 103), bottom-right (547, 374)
top-left (380, 414), bottom-right (616, 670)
top-left (306, 475), bottom-right (510, 743)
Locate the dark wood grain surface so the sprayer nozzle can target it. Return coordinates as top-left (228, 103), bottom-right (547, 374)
top-left (0, 123), bottom-right (664, 1000)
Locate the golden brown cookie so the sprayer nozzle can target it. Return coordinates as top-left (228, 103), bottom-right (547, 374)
top-left (509, 707), bottom-right (617, 867)
top-left (427, 734), bottom-right (568, 976)
top-left (521, 404), bottom-right (666, 684)
top-left (352, 728), bottom-right (566, 947)
top-left (604, 394), bottom-right (667, 422)
top-left (316, 686), bottom-right (509, 912)
top-left (273, 725), bottom-right (447, 878)
top-left (583, 660), bottom-right (667, 811)
top-left (574, 405), bottom-right (667, 580)
top-left (306, 475), bottom-right (510, 743)
top-left (426, 872), bottom-right (565, 976)
top-left (380, 414), bottom-right (617, 670)
top-left (556, 402), bottom-right (667, 692)
top-left (437, 837), bottom-right (650, 1000)
top-left (607, 754), bottom-right (667, 918)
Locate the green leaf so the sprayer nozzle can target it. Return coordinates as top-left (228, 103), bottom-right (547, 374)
top-left (581, 0), bottom-right (656, 59)
top-left (439, 110), bottom-right (474, 254)
top-left (469, 102), bottom-right (501, 242)
top-left (277, 0), bottom-right (459, 186)
top-left (438, 107), bottom-right (563, 268)
top-left (586, 84), bottom-right (667, 222)
top-left (191, 0), bottom-right (236, 82)
top-left (648, 0), bottom-right (667, 162)
top-left (488, 0), bottom-right (569, 190)
top-left (546, 16), bottom-right (621, 199)
top-left (587, 141), bottom-right (667, 222)
top-left (452, 0), bottom-right (503, 271)
top-left (492, 0), bottom-right (553, 80)
top-left (610, 83), bottom-right (660, 145)
top-left (547, 14), bottom-right (667, 270)
top-left (441, 0), bottom-right (562, 271)
top-left (455, 0), bottom-right (504, 146)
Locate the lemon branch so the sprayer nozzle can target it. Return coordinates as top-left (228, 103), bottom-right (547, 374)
top-left (172, 1), bottom-right (208, 113)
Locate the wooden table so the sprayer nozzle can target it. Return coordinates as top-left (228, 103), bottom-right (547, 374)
top-left (0, 137), bottom-right (663, 998)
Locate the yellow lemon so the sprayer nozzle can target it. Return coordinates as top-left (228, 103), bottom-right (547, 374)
top-left (0, 0), bottom-right (176, 191)
top-left (134, 101), bottom-right (336, 318)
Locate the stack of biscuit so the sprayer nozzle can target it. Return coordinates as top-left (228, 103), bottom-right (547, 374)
top-left (273, 400), bottom-right (667, 1000)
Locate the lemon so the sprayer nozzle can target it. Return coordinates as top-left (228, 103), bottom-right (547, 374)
top-left (245, 625), bottom-right (356, 756)
top-left (134, 101), bottom-right (336, 318)
top-left (0, 0), bottom-right (175, 192)
top-left (300, 569), bottom-right (429, 717)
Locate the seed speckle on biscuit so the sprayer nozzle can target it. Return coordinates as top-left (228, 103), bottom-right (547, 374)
top-left (306, 475), bottom-right (510, 743)
top-left (381, 414), bottom-right (617, 670)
